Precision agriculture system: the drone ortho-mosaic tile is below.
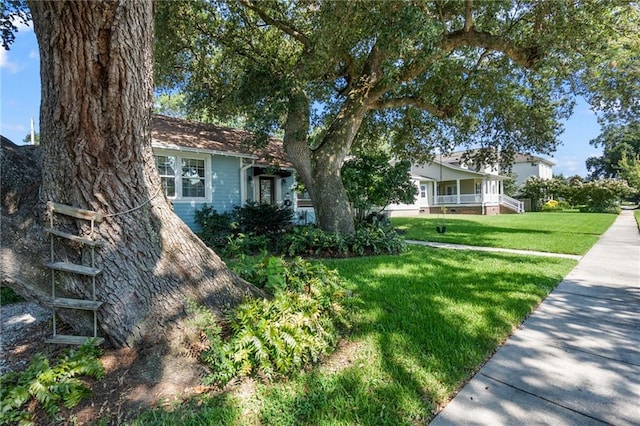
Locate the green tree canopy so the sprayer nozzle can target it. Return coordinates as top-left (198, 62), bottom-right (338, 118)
top-left (1, 0), bottom-right (30, 50)
top-left (618, 153), bottom-right (640, 200)
top-left (587, 122), bottom-right (640, 179)
top-left (155, 0), bottom-right (639, 234)
top-left (342, 153), bottom-right (417, 220)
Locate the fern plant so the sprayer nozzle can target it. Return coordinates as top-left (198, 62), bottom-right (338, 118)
top-left (0, 341), bottom-right (104, 425)
top-left (188, 255), bottom-right (357, 386)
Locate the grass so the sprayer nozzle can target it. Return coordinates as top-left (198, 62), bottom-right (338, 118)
top-left (635, 210), bottom-right (640, 232)
top-left (391, 212), bottom-right (617, 255)
top-left (128, 247), bottom-right (577, 425)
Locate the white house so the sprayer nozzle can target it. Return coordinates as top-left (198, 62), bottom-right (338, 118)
top-left (387, 158), bottom-right (524, 217)
top-left (511, 153), bottom-right (555, 186)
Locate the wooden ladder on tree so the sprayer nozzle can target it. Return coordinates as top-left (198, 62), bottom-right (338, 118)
top-left (45, 201), bottom-right (105, 345)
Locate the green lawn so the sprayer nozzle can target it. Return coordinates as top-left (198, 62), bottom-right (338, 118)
top-left (392, 212), bottom-right (617, 255)
top-left (130, 247), bottom-right (577, 425)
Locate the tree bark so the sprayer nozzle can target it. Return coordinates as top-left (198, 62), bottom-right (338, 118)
top-left (283, 87), bottom-right (370, 235)
top-left (7, 0), bottom-right (264, 349)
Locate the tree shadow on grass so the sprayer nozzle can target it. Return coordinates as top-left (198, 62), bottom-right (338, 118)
top-left (116, 247), bottom-right (576, 425)
top-left (246, 247), bottom-right (576, 425)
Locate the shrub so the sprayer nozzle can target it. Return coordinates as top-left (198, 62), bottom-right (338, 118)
top-left (579, 204), bottom-right (622, 214)
top-left (196, 203), bottom-right (293, 255)
top-left (279, 226), bottom-right (348, 257)
top-left (341, 153), bottom-right (417, 221)
top-left (194, 205), bottom-right (235, 249)
top-left (280, 223), bottom-right (406, 258)
top-left (196, 204), bottom-right (406, 258)
top-left (542, 199), bottom-right (562, 211)
top-left (187, 255), bottom-right (356, 385)
top-left (347, 222), bottom-right (407, 255)
top-left (0, 341), bottom-right (104, 424)
top-left (233, 202), bottom-right (293, 236)
top-left (223, 233), bottom-right (270, 257)
top-left (577, 179), bottom-right (634, 213)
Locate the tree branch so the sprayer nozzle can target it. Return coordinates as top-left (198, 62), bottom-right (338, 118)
top-left (464, 0), bottom-right (474, 32)
top-left (238, 0), bottom-right (309, 45)
top-left (444, 27), bottom-right (539, 68)
top-left (370, 96), bottom-right (454, 119)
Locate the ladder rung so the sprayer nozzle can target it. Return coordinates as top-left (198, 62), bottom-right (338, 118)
top-left (45, 335), bottom-right (104, 345)
top-left (45, 261), bottom-right (102, 277)
top-left (50, 297), bottom-right (103, 310)
top-left (46, 228), bottom-right (104, 247)
top-left (47, 201), bottom-right (104, 222)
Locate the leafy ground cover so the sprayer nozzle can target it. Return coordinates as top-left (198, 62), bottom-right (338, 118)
top-left (392, 212), bottom-right (617, 255)
top-left (635, 210), bottom-right (640, 231)
top-left (129, 246), bottom-right (576, 425)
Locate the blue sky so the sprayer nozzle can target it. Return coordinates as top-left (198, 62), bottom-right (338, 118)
top-left (1, 23), bottom-right (603, 178)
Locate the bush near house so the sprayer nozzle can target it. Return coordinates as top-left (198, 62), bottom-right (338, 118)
top-left (195, 204), bottom-right (406, 258)
top-left (519, 176), bottom-right (635, 213)
top-left (195, 202), bottom-right (293, 255)
top-left (578, 179), bottom-right (635, 213)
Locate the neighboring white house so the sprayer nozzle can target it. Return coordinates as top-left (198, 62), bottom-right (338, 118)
top-left (386, 149), bottom-right (556, 216)
top-left (511, 153), bottom-right (555, 186)
top-left (387, 157), bottom-right (524, 217)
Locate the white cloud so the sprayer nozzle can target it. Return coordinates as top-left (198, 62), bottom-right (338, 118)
top-left (0, 48), bottom-right (20, 73)
top-left (13, 17), bottom-right (33, 33)
top-left (551, 156), bottom-right (583, 176)
top-left (29, 49), bottom-right (38, 60)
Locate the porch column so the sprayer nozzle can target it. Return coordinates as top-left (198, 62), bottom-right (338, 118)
top-left (481, 178), bottom-right (486, 214)
top-left (433, 181), bottom-right (438, 205)
top-left (456, 179), bottom-right (460, 204)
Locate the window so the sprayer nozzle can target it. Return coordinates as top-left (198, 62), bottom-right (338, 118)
top-left (156, 155), bottom-right (176, 197)
top-left (181, 157), bottom-right (206, 198)
top-left (420, 184), bottom-right (427, 198)
top-left (445, 184), bottom-right (457, 195)
top-left (155, 152), bottom-right (210, 201)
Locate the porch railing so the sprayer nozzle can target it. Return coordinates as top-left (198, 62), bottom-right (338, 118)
top-left (499, 195), bottom-right (525, 213)
top-left (433, 194), bottom-right (500, 205)
top-left (432, 193), bottom-right (524, 213)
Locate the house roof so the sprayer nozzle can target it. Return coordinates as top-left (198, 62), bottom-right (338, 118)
top-left (151, 114), bottom-right (292, 168)
top-left (441, 149), bottom-right (554, 167)
top-left (410, 173), bottom-right (435, 181)
top-left (512, 153), bottom-right (555, 166)
top-left (434, 158), bottom-right (509, 180)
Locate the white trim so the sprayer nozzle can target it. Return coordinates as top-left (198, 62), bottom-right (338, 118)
top-left (154, 149), bottom-right (212, 203)
top-left (240, 159), bottom-right (254, 206)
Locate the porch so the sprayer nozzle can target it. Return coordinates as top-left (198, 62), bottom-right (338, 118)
top-left (431, 178), bottom-right (524, 214)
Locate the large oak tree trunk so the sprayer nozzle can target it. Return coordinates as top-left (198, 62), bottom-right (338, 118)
top-left (282, 90), bottom-right (369, 235)
top-left (10, 0), bottom-right (263, 348)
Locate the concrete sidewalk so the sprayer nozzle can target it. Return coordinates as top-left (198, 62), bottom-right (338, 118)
top-left (430, 210), bottom-right (640, 426)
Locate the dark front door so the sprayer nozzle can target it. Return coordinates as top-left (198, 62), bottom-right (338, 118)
top-left (259, 177), bottom-right (275, 204)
